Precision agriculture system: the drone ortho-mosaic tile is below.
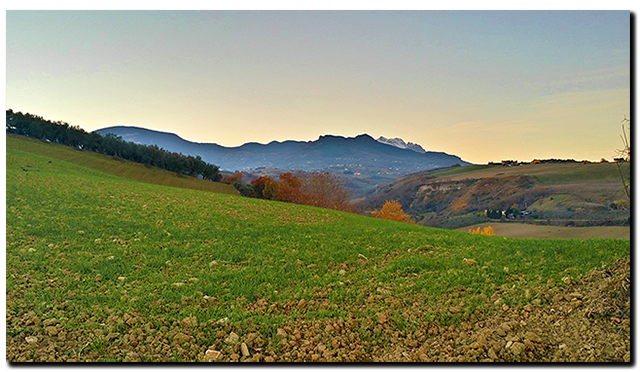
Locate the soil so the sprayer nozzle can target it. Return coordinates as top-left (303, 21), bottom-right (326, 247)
top-left (375, 254), bottom-right (631, 362)
top-left (6, 255), bottom-right (630, 362)
top-left (457, 223), bottom-right (631, 240)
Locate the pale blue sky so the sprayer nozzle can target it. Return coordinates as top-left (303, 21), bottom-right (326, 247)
top-left (6, 10), bottom-right (631, 163)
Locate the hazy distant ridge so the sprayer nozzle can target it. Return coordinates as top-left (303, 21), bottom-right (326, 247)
top-left (95, 126), bottom-right (470, 173)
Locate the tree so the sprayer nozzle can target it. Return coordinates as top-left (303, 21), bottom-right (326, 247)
top-left (505, 205), bottom-right (519, 219)
top-left (250, 175), bottom-right (279, 199)
top-left (482, 226), bottom-right (496, 236)
top-left (615, 116), bottom-right (630, 199)
top-left (487, 209), bottom-right (502, 219)
top-left (300, 172), bottom-right (353, 212)
top-left (372, 200), bottom-right (414, 224)
top-left (222, 172), bottom-right (243, 185)
top-left (200, 163), bottom-right (222, 182)
top-left (241, 171), bottom-right (354, 212)
top-left (277, 172), bottom-right (305, 204)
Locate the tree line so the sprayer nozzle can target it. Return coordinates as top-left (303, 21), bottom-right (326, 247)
top-left (6, 109), bottom-right (222, 182)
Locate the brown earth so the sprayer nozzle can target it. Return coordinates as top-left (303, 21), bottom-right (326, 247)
top-left (457, 223), bottom-right (630, 240)
top-left (375, 254), bottom-right (631, 362)
top-left (7, 256), bottom-right (630, 362)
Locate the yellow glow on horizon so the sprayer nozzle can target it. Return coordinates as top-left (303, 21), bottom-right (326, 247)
top-left (6, 11), bottom-right (630, 165)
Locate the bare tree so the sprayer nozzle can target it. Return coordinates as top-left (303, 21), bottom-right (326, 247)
top-left (615, 116), bottom-right (630, 199)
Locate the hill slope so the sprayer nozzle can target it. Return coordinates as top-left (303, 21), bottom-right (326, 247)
top-left (6, 138), bottom-right (630, 362)
top-left (7, 134), bottom-right (238, 196)
top-left (364, 162), bottom-right (630, 229)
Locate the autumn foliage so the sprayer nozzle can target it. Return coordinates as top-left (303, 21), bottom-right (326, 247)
top-left (245, 172), bottom-right (354, 212)
top-left (221, 172), bottom-right (243, 185)
top-left (469, 226), bottom-right (496, 236)
top-left (250, 175), bottom-right (280, 200)
top-left (298, 172), bottom-right (352, 211)
top-left (277, 172), bottom-right (305, 205)
top-left (371, 201), bottom-right (414, 224)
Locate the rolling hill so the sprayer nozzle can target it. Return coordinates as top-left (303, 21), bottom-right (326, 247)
top-left (5, 133), bottom-right (631, 362)
top-left (363, 162), bottom-right (631, 230)
top-left (7, 134), bottom-right (239, 196)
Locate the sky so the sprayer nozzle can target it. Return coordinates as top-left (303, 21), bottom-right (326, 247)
top-left (5, 8), bottom-right (632, 164)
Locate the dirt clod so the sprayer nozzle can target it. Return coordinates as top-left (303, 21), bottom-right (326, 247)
top-left (5, 251), bottom-right (629, 362)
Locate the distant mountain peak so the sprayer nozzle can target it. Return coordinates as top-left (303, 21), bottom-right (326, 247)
top-left (376, 136), bottom-right (426, 154)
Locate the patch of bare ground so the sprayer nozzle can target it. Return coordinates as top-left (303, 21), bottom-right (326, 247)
top-left (458, 223), bottom-right (630, 240)
top-left (6, 256), bottom-right (629, 362)
top-left (374, 255), bottom-right (631, 362)
top-left (209, 255), bottom-right (631, 362)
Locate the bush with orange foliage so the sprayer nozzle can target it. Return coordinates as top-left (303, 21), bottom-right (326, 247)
top-left (221, 172), bottom-right (243, 185)
top-left (371, 201), bottom-right (414, 224)
top-left (469, 226), bottom-right (496, 236)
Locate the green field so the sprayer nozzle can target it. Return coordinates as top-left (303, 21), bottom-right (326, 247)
top-left (7, 134), bottom-right (239, 196)
top-left (6, 136), bottom-right (631, 362)
top-left (427, 162), bottom-right (629, 183)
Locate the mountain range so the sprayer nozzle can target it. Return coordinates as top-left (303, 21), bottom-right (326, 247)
top-left (95, 126), bottom-right (471, 175)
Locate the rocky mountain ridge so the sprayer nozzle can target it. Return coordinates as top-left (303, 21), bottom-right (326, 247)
top-left (376, 136), bottom-right (426, 153)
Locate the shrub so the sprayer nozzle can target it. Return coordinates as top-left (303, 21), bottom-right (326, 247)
top-left (372, 201), bottom-right (414, 224)
top-left (469, 226), bottom-right (496, 236)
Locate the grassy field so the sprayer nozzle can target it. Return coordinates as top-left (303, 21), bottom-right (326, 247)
top-left (6, 138), bottom-right (631, 362)
top-left (7, 134), bottom-right (239, 195)
top-left (427, 162), bottom-right (629, 184)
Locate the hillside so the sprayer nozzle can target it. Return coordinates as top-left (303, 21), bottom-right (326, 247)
top-left (364, 162), bottom-right (630, 230)
top-left (6, 137), bottom-right (631, 362)
top-left (7, 134), bottom-right (238, 196)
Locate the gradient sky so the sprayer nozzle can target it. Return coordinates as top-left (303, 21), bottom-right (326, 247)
top-left (6, 10), bottom-right (631, 164)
